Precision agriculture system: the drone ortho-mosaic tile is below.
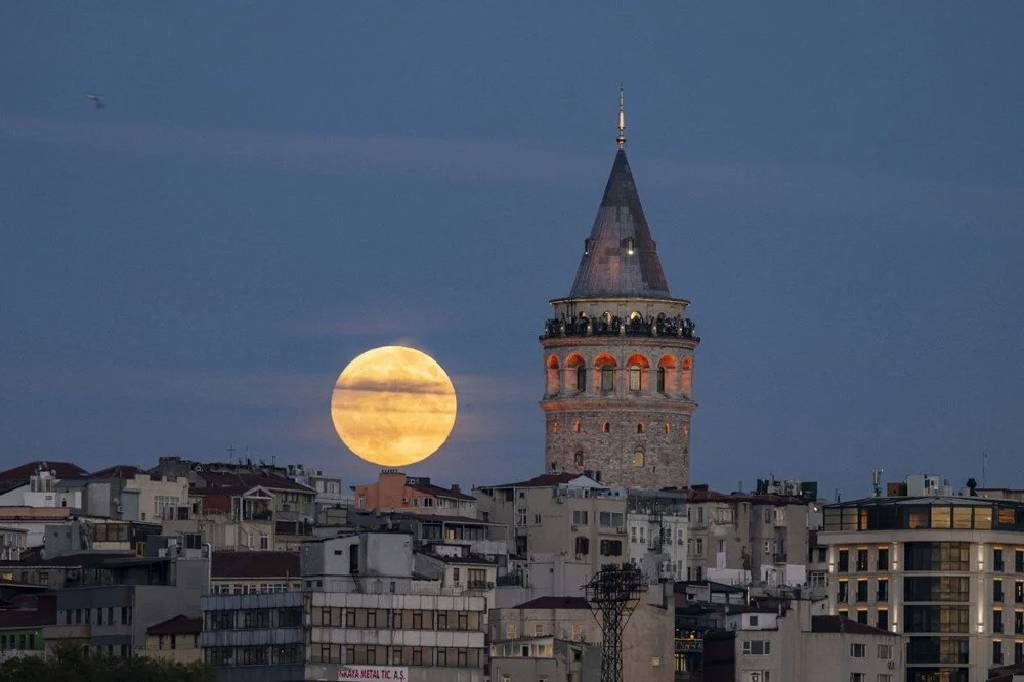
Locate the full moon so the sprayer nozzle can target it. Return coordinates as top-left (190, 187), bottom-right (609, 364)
top-left (330, 346), bottom-right (457, 467)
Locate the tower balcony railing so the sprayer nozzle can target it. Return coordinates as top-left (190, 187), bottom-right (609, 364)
top-left (542, 315), bottom-right (699, 341)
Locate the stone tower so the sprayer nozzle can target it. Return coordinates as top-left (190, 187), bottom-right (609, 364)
top-left (540, 95), bottom-right (699, 490)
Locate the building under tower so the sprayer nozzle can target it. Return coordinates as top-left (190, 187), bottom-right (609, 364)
top-left (540, 91), bottom-right (699, 490)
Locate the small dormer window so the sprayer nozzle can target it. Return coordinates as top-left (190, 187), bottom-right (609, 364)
top-left (626, 237), bottom-right (635, 255)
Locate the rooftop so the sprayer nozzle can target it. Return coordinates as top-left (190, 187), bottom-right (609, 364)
top-left (147, 614), bottom-right (202, 636)
top-left (513, 596), bottom-right (590, 610)
top-left (211, 551), bottom-right (299, 579)
top-left (568, 149), bottom-right (671, 299)
top-left (810, 615), bottom-right (894, 637)
top-left (0, 461), bottom-right (87, 483)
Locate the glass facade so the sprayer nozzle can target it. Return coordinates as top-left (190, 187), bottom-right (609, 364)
top-left (823, 501), bottom-right (1024, 532)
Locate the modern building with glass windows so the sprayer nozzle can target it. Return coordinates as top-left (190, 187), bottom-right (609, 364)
top-left (819, 495), bottom-right (1024, 682)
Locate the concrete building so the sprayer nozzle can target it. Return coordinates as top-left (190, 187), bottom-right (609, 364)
top-left (489, 636), bottom-right (601, 682)
top-left (0, 593), bottom-right (54, 663)
top-left (539, 117), bottom-right (699, 491)
top-left (474, 473), bottom-right (628, 599)
top-left (285, 464), bottom-right (348, 517)
top-left (627, 489), bottom-right (688, 583)
top-left (0, 461), bottom-right (85, 510)
top-left (144, 614), bottom-right (203, 664)
top-left (175, 483), bottom-right (277, 551)
top-left (210, 550), bottom-right (301, 595)
top-left (488, 588), bottom-right (676, 682)
top-left (703, 601), bottom-right (903, 682)
top-left (0, 527), bottom-right (27, 561)
top-left (44, 550), bottom-right (210, 657)
top-left (820, 494), bottom-right (1024, 682)
top-left (353, 470), bottom-right (477, 517)
top-left (54, 466), bottom-right (190, 523)
top-left (201, 531), bottom-right (489, 682)
top-left (684, 485), bottom-right (816, 589)
top-left (0, 507), bottom-right (73, 548)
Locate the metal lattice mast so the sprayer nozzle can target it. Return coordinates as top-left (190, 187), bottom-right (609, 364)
top-left (585, 564), bottom-right (646, 682)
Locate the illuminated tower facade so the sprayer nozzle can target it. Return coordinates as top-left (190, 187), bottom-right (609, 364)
top-left (540, 91), bottom-right (699, 490)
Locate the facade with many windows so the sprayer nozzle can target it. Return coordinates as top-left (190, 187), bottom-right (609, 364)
top-left (820, 495), bottom-right (1024, 682)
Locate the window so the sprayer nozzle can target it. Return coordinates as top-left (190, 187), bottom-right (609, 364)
top-left (601, 367), bottom-right (614, 392)
top-left (574, 537), bottom-right (590, 556)
top-left (995, 579), bottom-right (1005, 602)
top-left (602, 422), bottom-right (610, 433)
top-left (576, 365), bottom-right (587, 392)
top-left (741, 640), bottom-right (771, 655)
top-left (877, 578), bottom-right (889, 601)
top-left (856, 549), bottom-right (868, 571)
top-left (573, 419), bottom-right (581, 433)
top-left (574, 451), bottom-right (584, 467)
top-left (657, 367), bottom-right (666, 392)
top-left (877, 644), bottom-right (892, 659)
top-left (850, 675), bottom-right (864, 682)
top-left (877, 609), bottom-right (888, 631)
top-left (856, 610), bottom-right (868, 624)
top-left (995, 548), bottom-right (1005, 571)
top-left (850, 643), bottom-right (866, 657)
top-left (856, 580), bottom-right (868, 602)
top-left (838, 580), bottom-right (849, 602)
top-left (629, 366), bottom-right (641, 392)
top-left (877, 547), bottom-right (889, 570)
top-left (838, 549), bottom-right (849, 572)
top-left (600, 540), bottom-right (623, 556)
top-left (572, 511), bottom-right (588, 525)
top-left (633, 450), bottom-right (645, 467)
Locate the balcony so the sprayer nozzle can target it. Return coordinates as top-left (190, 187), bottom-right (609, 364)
top-left (467, 580), bottom-right (495, 591)
top-left (542, 315), bottom-right (699, 342)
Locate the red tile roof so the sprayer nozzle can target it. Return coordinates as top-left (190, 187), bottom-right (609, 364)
top-left (487, 472), bottom-right (580, 489)
top-left (147, 614), bottom-right (202, 635)
top-left (811, 615), bottom-right (893, 636)
top-left (513, 596), bottom-right (590, 610)
top-left (0, 461), bottom-right (87, 483)
top-left (211, 551), bottom-right (299, 579)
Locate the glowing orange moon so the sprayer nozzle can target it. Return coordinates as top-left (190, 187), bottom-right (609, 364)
top-left (330, 346), bottom-right (457, 467)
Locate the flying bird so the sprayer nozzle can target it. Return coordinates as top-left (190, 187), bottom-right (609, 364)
top-left (86, 93), bottom-right (105, 109)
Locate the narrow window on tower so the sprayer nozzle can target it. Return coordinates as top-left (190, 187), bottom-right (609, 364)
top-left (576, 365), bottom-right (587, 392)
top-left (601, 367), bottom-right (614, 392)
top-left (636, 423), bottom-right (644, 434)
top-left (602, 422), bottom-right (610, 433)
top-left (573, 451), bottom-right (584, 467)
top-left (656, 366), bottom-right (666, 393)
top-left (633, 450), bottom-right (645, 467)
top-left (629, 365), bottom-right (641, 392)
top-left (664, 422), bottom-right (671, 434)
top-left (626, 237), bottom-right (635, 255)
top-left (572, 419), bottom-right (581, 433)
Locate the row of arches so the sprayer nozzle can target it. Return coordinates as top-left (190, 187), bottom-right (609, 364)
top-left (552, 418), bottom-right (690, 439)
top-left (545, 352), bottom-right (693, 397)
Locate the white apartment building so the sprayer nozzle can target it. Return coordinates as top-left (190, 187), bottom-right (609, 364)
top-left (820, 495), bottom-right (1024, 682)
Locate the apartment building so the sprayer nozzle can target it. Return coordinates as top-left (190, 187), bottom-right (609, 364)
top-left (488, 588), bottom-right (676, 682)
top-left (627, 489), bottom-right (688, 582)
top-left (201, 531), bottom-right (488, 682)
top-left (685, 485), bottom-right (815, 588)
top-left (143, 614), bottom-right (202, 664)
top-left (45, 550), bottom-right (210, 657)
top-left (703, 600), bottom-right (903, 682)
top-left (210, 550), bottom-right (301, 595)
top-left (474, 473), bottom-right (628, 598)
top-left (353, 470), bottom-right (477, 517)
top-left (820, 494), bottom-right (1024, 682)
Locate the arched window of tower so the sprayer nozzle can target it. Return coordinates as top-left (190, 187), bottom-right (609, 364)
top-left (626, 353), bottom-right (649, 393)
top-left (595, 354), bottom-right (617, 393)
top-left (664, 422), bottom-right (671, 434)
top-left (551, 420), bottom-right (560, 433)
top-left (636, 423), bottom-right (644, 434)
top-left (633, 449), bottom-right (645, 467)
top-left (657, 355), bottom-right (678, 394)
top-left (545, 355), bottom-right (560, 396)
top-left (602, 421), bottom-right (610, 433)
top-left (565, 354), bottom-right (586, 393)
top-left (572, 419), bottom-right (581, 433)
top-left (574, 451), bottom-right (584, 468)
top-left (681, 356), bottom-right (694, 398)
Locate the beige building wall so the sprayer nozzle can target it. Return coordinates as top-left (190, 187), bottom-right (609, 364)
top-left (143, 633), bottom-right (202, 664)
top-left (124, 474), bottom-right (189, 523)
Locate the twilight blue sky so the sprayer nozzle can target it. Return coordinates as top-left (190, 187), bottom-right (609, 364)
top-left (2, 2), bottom-right (1023, 498)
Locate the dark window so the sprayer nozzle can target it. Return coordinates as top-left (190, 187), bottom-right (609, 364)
top-left (906, 636), bottom-right (970, 665)
top-left (994, 580), bottom-right (1005, 602)
top-left (601, 367), bottom-right (613, 392)
top-left (856, 549), bottom-right (868, 571)
top-left (838, 581), bottom-right (849, 602)
top-left (995, 548), bottom-right (1005, 572)
top-left (877, 547), bottom-right (889, 570)
top-left (903, 605), bottom-right (969, 633)
top-left (656, 367), bottom-right (666, 393)
top-left (994, 609), bottom-right (1003, 633)
top-left (1017, 550), bottom-right (1024, 573)
top-left (349, 548), bottom-right (359, 574)
top-left (904, 542), bottom-right (970, 571)
top-left (838, 549), bottom-right (849, 572)
top-left (577, 366), bottom-right (586, 392)
top-left (877, 609), bottom-right (888, 630)
top-left (904, 577), bottom-right (970, 602)
top-left (574, 537), bottom-right (590, 556)
top-left (856, 580), bottom-right (868, 602)
top-left (877, 579), bottom-right (889, 601)
top-left (856, 610), bottom-right (868, 624)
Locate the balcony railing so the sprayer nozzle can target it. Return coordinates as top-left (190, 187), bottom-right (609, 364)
top-left (467, 580), bottom-right (495, 591)
top-left (542, 315), bottom-right (699, 341)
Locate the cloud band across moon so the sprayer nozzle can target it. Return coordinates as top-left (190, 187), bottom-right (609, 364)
top-left (330, 346), bottom-right (457, 467)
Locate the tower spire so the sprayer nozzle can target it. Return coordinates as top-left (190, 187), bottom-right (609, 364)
top-left (616, 85), bottom-right (626, 149)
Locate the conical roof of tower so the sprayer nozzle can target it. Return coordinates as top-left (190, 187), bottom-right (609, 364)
top-left (568, 148), bottom-right (671, 298)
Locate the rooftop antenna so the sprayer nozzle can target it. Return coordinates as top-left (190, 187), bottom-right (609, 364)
top-left (585, 564), bottom-right (645, 682)
top-left (871, 469), bottom-right (884, 497)
top-left (616, 85), bottom-right (626, 149)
